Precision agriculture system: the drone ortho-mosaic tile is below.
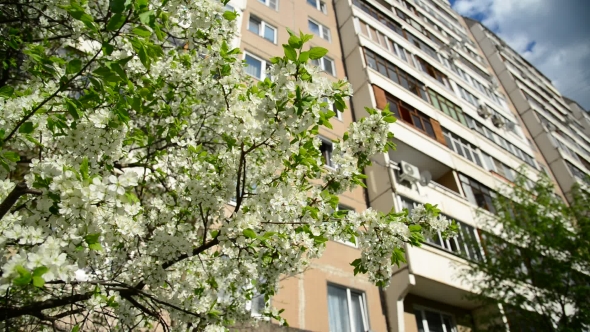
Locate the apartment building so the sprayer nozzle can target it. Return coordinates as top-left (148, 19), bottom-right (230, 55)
top-left (228, 0), bottom-right (390, 330)
top-left (465, 18), bottom-right (590, 201)
top-left (332, 0), bottom-right (553, 331)
top-left (229, 0), bottom-right (567, 330)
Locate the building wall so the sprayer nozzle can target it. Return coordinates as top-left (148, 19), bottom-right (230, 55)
top-left (465, 18), bottom-right (589, 201)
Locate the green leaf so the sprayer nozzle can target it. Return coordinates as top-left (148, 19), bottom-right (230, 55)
top-left (32, 266), bottom-right (49, 277)
top-left (0, 86), bottom-right (15, 98)
top-left (283, 44), bottom-right (297, 62)
top-left (298, 51), bottom-right (310, 62)
top-left (89, 243), bottom-right (103, 251)
top-left (308, 46), bottom-right (328, 60)
top-left (106, 13), bottom-right (127, 31)
top-left (84, 233), bottom-right (100, 244)
top-left (139, 10), bottom-right (155, 25)
top-left (19, 122), bottom-right (34, 134)
top-left (64, 3), bottom-right (97, 32)
top-left (243, 228), bottom-right (257, 239)
top-left (66, 59), bottom-right (82, 75)
top-left (102, 42), bottom-right (114, 56)
top-left (132, 26), bottom-right (152, 37)
top-left (108, 62), bottom-right (128, 81)
top-left (71, 325), bottom-right (81, 332)
top-left (137, 45), bottom-right (150, 69)
top-left (288, 35), bottom-right (302, 49)
top-left (223, 10), bottom-right (237, 21)
top-left (13, 265), bottom-right (32, 286)
top-left (109, 0), bottom-right (128, 13)
top-left (32, 276), bottom-right (45, 288)
top-left (80, 157), bottom-right (89, 180)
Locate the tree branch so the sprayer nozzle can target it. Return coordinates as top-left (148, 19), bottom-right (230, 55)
top-left (0, 182), bottom-right (42, 221)
top-left (2, 292), bottom-right (92, 322)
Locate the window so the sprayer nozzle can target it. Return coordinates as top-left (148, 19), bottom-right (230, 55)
top-left (417, 58), bottom-right (449, 88)
top-left (307, 0), bottom-right (327, 13)
top-left (321, 98), bottom-right (343, 121)
top-left (308, 19), bottom-right (331, 41)
top-left (459, 174), bottom-right (496, 213)
top-left (387, 96), bottom-right (436, 139)
top-left (428, 89), bottom-right (467, 126)
top-left (442, 130), bottom-right (483, 167)
top-left (458, 85), bottom-right (478, 106)
top-left (311, 56), bottom-right (336, 76)
top-left (258, 0), bottom-right (278, 10)
top-left (414, 307), bottom-right (457, 332)
top-left (248, 16), bottom-right (277, 43)
top-left (327, 284), bottom-right (369, 332)
top-left (364, 48), bottom-right (428, 101)
top-left (336, 205), bottom-right (357, 246)
top-left (248, 293), bottom-right (266, 318)
top-left (319, 137), bottom-right (334, 168)
top-left (358, 20), bottom-right (409, 63)
top-left (401, 196), bottom-right (483, 261)
top-left (244, 53), bottom-right (268, 80)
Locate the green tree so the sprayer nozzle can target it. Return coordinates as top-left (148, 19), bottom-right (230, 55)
top-left (461, 173), bottom-right (590, 331)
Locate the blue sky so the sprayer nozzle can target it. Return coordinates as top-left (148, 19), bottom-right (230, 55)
top-left (449, 0), bottom-right (590, 110)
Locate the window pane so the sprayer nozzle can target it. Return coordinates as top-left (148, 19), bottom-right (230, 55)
top-left (412, 115), bottom-right (424, 131)
top-left (248, 17), bottom-right (260, 35)
top-left (366, 55), bottom-right (376, 69)
top-left (377, 62), bottom-right (387, 76)
top-left (309, 20), bottom-right (320, 35)
top-left (415, 310), bottom-right (426, 332)
top-left (328, 285), bottom-right (351, 332)
top-left (269, 0), bottom-right (277, 9)
top-left (320, 140), bottom-right (333, 167)
top-left (324, 58), bottom-right (335, 75)
top-left (245, 54), bottom-right (262, 79)
top-left (322, 26), bottom-right (331, 40)
top-left (424, 121), bottom-right (435, 138)
top-left (462, 181), bottom-right (476, 205)
top-left (473, 151), bottom-right (483, 167)
top-left (350, 292), bottom-right (366, 332)
top-left (307, 0), bottom-right (316, 6)
top-left (264, 25), bottom-right (275, 42)
top-left (425, 311), bottom-right (444, 332)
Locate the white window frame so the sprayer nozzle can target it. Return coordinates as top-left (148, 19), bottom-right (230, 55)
top-left (308, 18), bottom-right (331, 42)
top-left (248, 15), bottom-right (277, 44)
top-left (307, 0), bottom-right (327, 14)
top-left (327, 284), bottom-right (370, 332)
top-left (335, 204), bottom-right (357, 247)
top-left (321, 98), bottom-right (343, 121)
top-left (311, 56), bottom-right (336, 76)
top-left (414, 306), bottom-right (458, 332)
top-left (258, 0), bottom-right (278, 10)
top-left (243, 52), bottom-right (268, 80)
top-left (319, 136), bottom-right (335, 169)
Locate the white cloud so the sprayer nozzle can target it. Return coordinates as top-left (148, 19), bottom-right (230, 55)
top-left (453, 0), bottom-right (590, 110)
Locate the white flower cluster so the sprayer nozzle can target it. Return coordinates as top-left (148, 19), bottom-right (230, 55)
top-left (0, 0), bottom-right (449, 329)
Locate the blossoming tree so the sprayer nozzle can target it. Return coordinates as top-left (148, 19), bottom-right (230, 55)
top-left (0, 0), bottom-right (451, 330)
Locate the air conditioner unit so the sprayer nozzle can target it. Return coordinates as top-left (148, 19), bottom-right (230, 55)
top-left (399, 161), bottom-right (421, 183)
top-left (542, 120), bottom-right (556, 132)
top-left (505, 121), bottom-right (516, 131)
top-left (477, 104), bottom-right (492, 119)
top-left (491, 114), bottom-right (505, 128)
top-left (490, 77), bottom-right (500, 90)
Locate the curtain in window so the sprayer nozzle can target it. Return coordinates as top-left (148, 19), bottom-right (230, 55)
top-left (328, 285), bottom-right (351, 332)
top-left (244, 55), bottom-right (262, 79)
